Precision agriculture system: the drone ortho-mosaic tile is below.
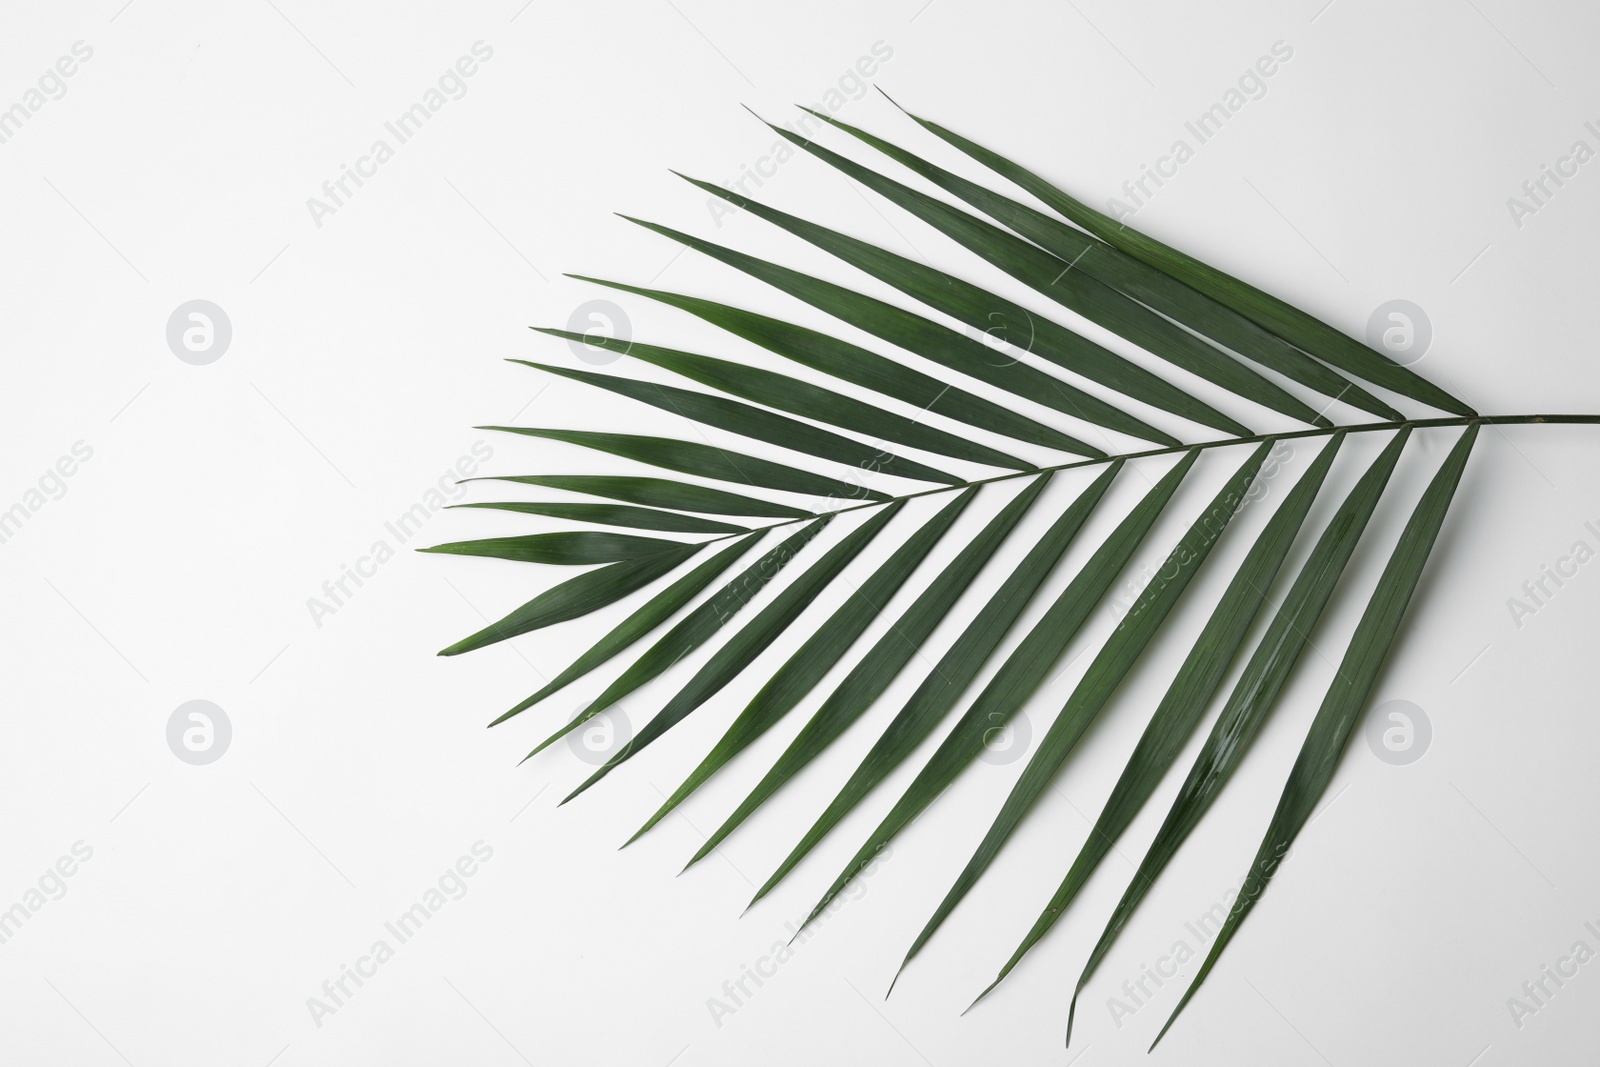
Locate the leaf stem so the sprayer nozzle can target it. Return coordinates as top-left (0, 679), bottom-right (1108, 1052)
top-left (698, 413), bottom-right (1600, 541)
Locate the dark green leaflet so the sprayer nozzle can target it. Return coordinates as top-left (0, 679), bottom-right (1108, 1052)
top-left (533, 329), bottom-right (1035, 471)
top-left (889, 99), bottom-right (1474, 417)
top-left (789, 453), bottom-right (1197, 933)
top-left (675, 178), bottom-right (1241, 440)
top-left (479, 426), bottom-right (891, 503)
top-left (690, 473), bottom-right (1055, 871)
top-left (451, 500), bottom-right (748, 535)
top-left (565, 503), bottom-right (906, 802)
top-left (562, 276), bottom-right (1109, 455)
top-left (489, 533), bottom-right (764, 727)
top-left (1152, 424), bottom-right (1478, 1048)
top-left (420, 530), bottom-right (691, 565)
top-left (748, 464), bottom-right (1121, 910)
top-left (895, 444), bottom-right (1273, 982)
top-left (437, 543), bottom-right (702, 657)
top-left (1066, 426), bottom-right (1413, 1045)
top-left (972, 433), bottom-right (1345, 1009)
top-left (627, 490), bottom-right (979, 846)
top-left (465, 474), bottom-right (813, 519)
top-left (512, 360), bottom-right (960, 486)
top-left (526, 519), bottom-right (830, 759)
top-left (763, 118), bottom-right (1321, 431)
top-left (609, 212), bottom-right (1174, 450)
top-left (798, 108), bottom-right (1399, 423)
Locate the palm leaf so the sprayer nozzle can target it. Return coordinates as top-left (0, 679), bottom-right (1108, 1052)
top-left (479, 426), bottom-right (892, 503)
top-left (794, 453), bottom-right (1199, 940)
top-left (791, 106), bottom-right (1398, 422)
top-left (749, 461), bottom-right (1121, 908)
top-left (526, 518), bottom-right (830, 757)
top-left (512, 360), bottom-right (962, 485)
top-left (420, 530), bottom-right (694, 565)
top-left (555, 278), bottom-right (1107, 454)
top-left (754, 113), bottom-right (1327, 430)
top-left (1152, 424), bottom-right (1479, 1047)
top-left (669, 183), bottom-right (1245, 438)
top-left (436, 543), bottom-right (703, 656)
top-left (464, 473), bottom-right (814, 518)
top-left (1063, 425), bottom-right (1413, 1043)
top-left (532, 329), bottom-right (1037, 471)
top-left (451, 499), bottom-right (748, 535)
top-left (627, 488), bottom-right (979, 844)
top-left (564, 502), bottom-right (906, 802)
top-left (687, 472), bottom-right (1056, 871)
top-left (970, 430), bottom-right (1346, 1013)
top-left (428, 98), bottom-right (1592, 1050)
top-left (891, 440), bottom-right (1275, 985)
top-left (883, 95), bottom-right (1475, 417)
top-left (489, 532), bottom-right (764, 726)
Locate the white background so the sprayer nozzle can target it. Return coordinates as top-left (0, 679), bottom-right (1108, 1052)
top-left (3, 1), bottom-right (1599, 1064)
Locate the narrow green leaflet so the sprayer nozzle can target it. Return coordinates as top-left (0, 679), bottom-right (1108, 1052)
top-left (451, 500), bottom-right (747, 535)
top-left (526, 518), bottom-right (830, 758)
top-left (890, 99), bottom-right (1474, 417)
top-left (420, 530), bottom-right (691, 565)
top-left (895, 445), bottom-right (1272, 982)
top-left (798, 108), bottom-right (1399, 423)
top-left (1067, 425), bottom-right (1413, 1044)
top-left (605, 214), bottom-right (1175, 449)
top-left (565, 503), bottom-right (907, 802)
top-left (762, 117), bottom-right (1322, 430)
top-left (437, 543), bottom-right (702, 657)
top-left (673, 179), bottom-right (1246, 439)
top-left (629, 489), bottom-right (980, 846)
top-left (749, 464), bottom-right (1122, 909)
top-left (690, 473), bottom-right (1055, 870)
top-left (479, 426), bottom-right (891, 503)
top-left (467, 474), bottom-right (813, 519)
top-left (512, 360), bottom-right (961, 485)
top-left (1153, 424), bottom-right (1478, 1049)
top-left (562, 276), bottom-right (1111, 455)
top-left (789, 452), bottom-right (1197, 933)
top-left (971, 433), bottom-right (1345, 1009)
top-left (533, 329), bottom-right (1034, 471)
top-left (489, 532), bottom-right (764, 727)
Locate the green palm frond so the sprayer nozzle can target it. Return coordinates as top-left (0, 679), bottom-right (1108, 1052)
top-left (429, 100), bottom-right (1597, 1047)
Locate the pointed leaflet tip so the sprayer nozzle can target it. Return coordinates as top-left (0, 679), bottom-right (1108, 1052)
top-left (962, 977), bottom-right (1001, 1017)
top-left (683, 838), bottom-right (714, 873)
top-left (1148, 1004), bottom-right (1183, 1053)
